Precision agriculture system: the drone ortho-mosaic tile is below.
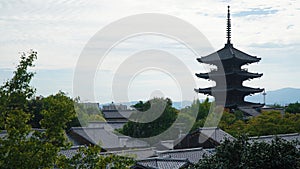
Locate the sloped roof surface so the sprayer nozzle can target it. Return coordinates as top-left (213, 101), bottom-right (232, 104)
top-left (69, 127), bottom-right (149, 149)
top-left (136, 157), bottom-right (190, 169)
top-left (196, 127), bottom-right (235, 144)
top-left (250, 133), bottom-right (300, 143)
top-left (102, 110), bottom-right (133, 119)
top-left (198, 45), bottom-right (260, 63)
top-left (59, 146), bottom-right (82, 159)
top-left (156, 147), bottom-right (211, 164)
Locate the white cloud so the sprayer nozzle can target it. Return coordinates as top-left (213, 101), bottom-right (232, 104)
top-left (0, 0), bottom-right (299, 102)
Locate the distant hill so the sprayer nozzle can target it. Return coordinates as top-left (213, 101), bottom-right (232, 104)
top-left (246, 88), bottom-right (300, 106)
top-left (99, 88), bottom-right (300, 109)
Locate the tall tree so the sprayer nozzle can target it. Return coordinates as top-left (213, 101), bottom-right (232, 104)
top-left (120, 98), bottom-right (178, 140)
top-left (0, 51), bottom-right (74, 168)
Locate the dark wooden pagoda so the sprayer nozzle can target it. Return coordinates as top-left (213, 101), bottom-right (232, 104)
top-left (195, 6), bottom-right (264, 115)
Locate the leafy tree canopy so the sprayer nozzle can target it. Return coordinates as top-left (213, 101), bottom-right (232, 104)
top-left (120, 98), bottom-right (178, 139)
top-left (195, 135), bottom-right (300, 169)
top-left (0, 51), bottom-right (129, 168)
top-left (286, 102), bottom-right (300, 114)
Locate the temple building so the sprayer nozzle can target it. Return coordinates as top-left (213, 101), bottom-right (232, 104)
top-left (195, 6), bottom-right (264, 116)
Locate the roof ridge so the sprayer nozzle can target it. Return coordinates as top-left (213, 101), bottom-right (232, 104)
top-left (157, 147), bottom-right (204, 154)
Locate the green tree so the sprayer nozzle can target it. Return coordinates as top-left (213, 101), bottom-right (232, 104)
top-left (195, 136), bottom-right (300, 169)
top-left (27, 92), bottom-right (83, 130)
top-left (286, 102), bottom-right (300, 114)
top-left (181, 98), bottom-right (211, 131)
top-left (0, 51), bottom-right (74, 168)
top-left (120, 98), bottom-right (178, 139)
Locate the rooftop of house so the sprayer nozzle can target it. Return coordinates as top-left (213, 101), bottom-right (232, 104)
top-left (132, 157), bottom-right (191, 169)
top-left (102, 109), bottom-right (134, 120)
top-left (68, 127), bottom-right (149, 150)
top-left (101, 147), bottom-right (157, 160)
top-left (155, 147), bottom-right (211, 164)
top-left (193, 127), bottom-right (235, 144)
top-left (58, 145), bottom-right (83, 159)
top-left (250, 132), bottom-right (300, 143)
top-left (87, 121), bottom-right (127, 129)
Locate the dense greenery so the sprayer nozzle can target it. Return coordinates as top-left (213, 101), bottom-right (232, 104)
top-left (120, 98), bottom-right (178, 139)
top-left (223, 111), bottom-right (300, 137)
top-left (27, 96), bottom-right (105, 129)
top-left (286, 102), bottom-right (300, 114)
top-left (0, 50), bottom-right (72, 168)
top-left (179, 100), bottom-right (300, 137)
top-left (119, 97), bottom-right (300, 144)
top-left (0, 51), bottom-right (132, 168)
top-left (195, 135), bottom-right (300, 169)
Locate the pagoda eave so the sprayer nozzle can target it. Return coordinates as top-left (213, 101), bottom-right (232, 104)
top-left (197, 57), bottom-right (260, 66)
top-left (195, 87), bottom-right (264, 95)
top-left (196, 71), bottom-right (263, 80)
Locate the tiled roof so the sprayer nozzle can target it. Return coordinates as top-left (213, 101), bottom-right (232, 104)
top-left (68, 127), bottom-right (149, 150)
top-left (101, 147), bottom-right (156, 160)
top-left (198, 45), bottom-right (260, 63)
top-left (59, 146), bottom-right (83, 159)
top-left (87, 121), bottom-right (127, 129)
top-left (250, 133), bottom-right (300, 143)
top-left (102, 110), bottom-right (133, 119)
top-left (156, 147), bottom-right (211, 164)
top-left (195, 127), bottom-right (235, 144)
top-left (238, 107), bottom-right (260, 116)
top-left (134, 157), bottom-right (191, 169)
top-left (152, 140), bottom-right (174, 151)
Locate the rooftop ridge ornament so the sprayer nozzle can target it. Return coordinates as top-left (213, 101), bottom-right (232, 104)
top-left (226, 5), bottom-right (231, 45)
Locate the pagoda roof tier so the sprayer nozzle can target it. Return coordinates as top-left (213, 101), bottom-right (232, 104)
top-left (196, 70), bottom-right (262, 80)
top-left (197, 44), bottom-right (261, 65)
top-left (239, 101), bottom-right (264, 108)
top-left (195, 86), bottom-right (264, 95)
top-left (223, 102), bottom-right (264, 109)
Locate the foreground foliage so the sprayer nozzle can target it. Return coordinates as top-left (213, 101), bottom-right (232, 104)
top-left (0, 51), bottom-right (132, 168)
top-left (195, 136), bottom-right (300, 169)
top-left (0, 50), bottom-right (69, 168)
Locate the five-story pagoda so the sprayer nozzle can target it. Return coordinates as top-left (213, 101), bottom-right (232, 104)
top-left (195, 6), bottom-right (264, 115)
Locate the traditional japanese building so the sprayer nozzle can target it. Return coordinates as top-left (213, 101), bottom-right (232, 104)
top-left (195, 6), bottom-right (264, 115)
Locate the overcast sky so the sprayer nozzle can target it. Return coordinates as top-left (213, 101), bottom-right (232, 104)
top-left (0, 0), bottom-right (299, 103)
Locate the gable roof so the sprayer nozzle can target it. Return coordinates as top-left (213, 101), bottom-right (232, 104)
top-left (194, 127), bottom-right (235, 144)
top-left (68, 127), bottom-right (149, 150)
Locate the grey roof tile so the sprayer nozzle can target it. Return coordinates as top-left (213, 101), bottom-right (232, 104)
top-left (102, 110), bottom-right (133, 119)
top-left (69, 127), bottom-right (149, 150)
top-left (196, 127), bottom-right (235, 144)
top-left (136, 157), bottom-right (190, 169)
top-left (156, 147), bottom-right (211, 164)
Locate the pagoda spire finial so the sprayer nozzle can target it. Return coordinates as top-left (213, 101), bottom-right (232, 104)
top-left (226, 5), bottom-right (231, 45)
